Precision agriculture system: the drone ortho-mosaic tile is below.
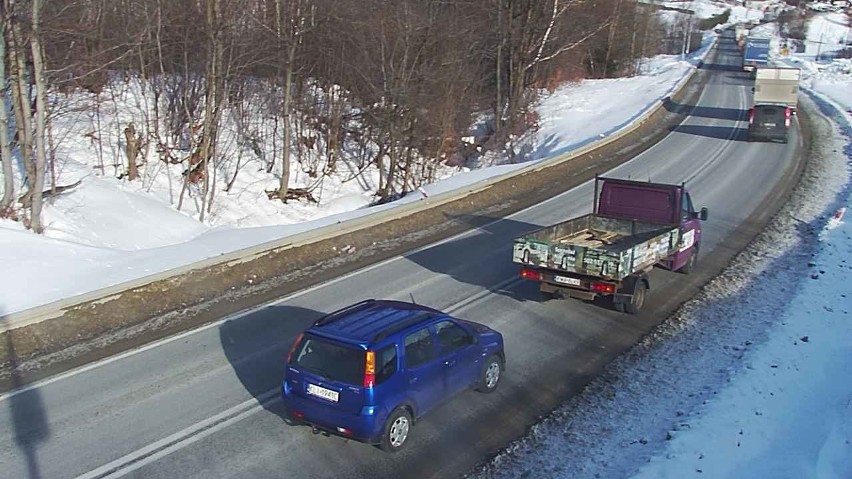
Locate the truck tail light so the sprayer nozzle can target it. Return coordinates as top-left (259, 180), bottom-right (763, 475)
top-left (591, 282), bottom-right (616, 294)
top-left (785, 108), bottom-right (791, 128)
top-left (520, 269), bottom-right (542, 281)
top-left (287, 333), bottom-right (304, 363)
top-left (748, 107), bottom-right (755, 125)
top-left (364, 350), bottom-right (376, 388)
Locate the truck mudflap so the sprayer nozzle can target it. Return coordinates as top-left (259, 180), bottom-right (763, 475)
top-left (612, 275), bottom-right (649, 314)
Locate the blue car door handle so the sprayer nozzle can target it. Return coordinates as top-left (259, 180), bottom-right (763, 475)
top-left (410, 376), bottom-right (419, 384)
top-left (444, 359), bottom-right (456, 368)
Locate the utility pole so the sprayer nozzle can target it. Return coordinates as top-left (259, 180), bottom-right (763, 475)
top-left (686, 15), bottom-right (693, 54)
top-left (816, 31), bottom-right (824, 61)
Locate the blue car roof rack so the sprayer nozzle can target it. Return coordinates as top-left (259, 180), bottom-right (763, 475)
top-left (313, 299), bottom-right (377, 326)
top-left (311, 299), bottom-right (444, 343)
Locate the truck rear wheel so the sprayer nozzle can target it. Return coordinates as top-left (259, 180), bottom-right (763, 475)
top-left (623, 281), bottom-right (647, 314)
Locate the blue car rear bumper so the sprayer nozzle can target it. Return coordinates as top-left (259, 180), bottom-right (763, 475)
top-left (281, 384), bottom-right (385, 444)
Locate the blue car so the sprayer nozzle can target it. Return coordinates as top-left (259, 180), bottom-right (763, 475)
top-left (281, 299), bottom-right (505, 452)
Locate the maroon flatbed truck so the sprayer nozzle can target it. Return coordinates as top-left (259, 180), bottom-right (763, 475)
top-left (513, 176), bottom-right (709, 313)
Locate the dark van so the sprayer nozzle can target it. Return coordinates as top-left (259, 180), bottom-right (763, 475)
top-left (747, 104), bottom-right (791, 143)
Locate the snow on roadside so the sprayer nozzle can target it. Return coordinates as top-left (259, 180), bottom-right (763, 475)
top-left (803, 12), bottom-right (850, 59)
top-left (520, 48), bottom-right (714, 163)
top-left (470, 95), bottom-right (852, 478)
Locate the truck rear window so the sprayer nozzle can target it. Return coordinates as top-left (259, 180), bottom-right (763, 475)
top-left (291, 335), bottom-right (364, 386)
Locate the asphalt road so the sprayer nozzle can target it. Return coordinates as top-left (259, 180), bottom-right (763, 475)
top-left (0, 33), bottom-right (803, 479)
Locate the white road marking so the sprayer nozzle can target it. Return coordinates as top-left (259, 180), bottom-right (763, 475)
top-left (75, 390), bottom-right (280, 479)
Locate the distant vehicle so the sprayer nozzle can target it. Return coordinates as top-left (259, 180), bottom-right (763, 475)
top-left (748, 105), bottom-right (792, 143)
top-left (281, 299), bottom-right (505, 452)
top-left (735, 24), bottom-right (748, 50)
top-left (514, 177), bottom-right (708, 314)
top-left (743, 36), bottom-right (771, 73)
top-left (748, 67), bottom-right (800, 143)
top-left (753, 67), bottom-right (800, 111)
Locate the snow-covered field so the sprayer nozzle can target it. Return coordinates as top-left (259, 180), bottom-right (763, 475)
top-left (471, 9), bottom-right (852, 479)
top-left (0, 35), bottom-right (716, 316)
top-left (802, 12), bottom-right (851, 59)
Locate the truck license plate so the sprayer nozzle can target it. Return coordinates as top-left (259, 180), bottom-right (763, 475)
top-left (553, 275), bottom-right (581, 286)
top-left (307, 384), bottom-right (339, 402)
top-left (764, 122), bottom-right (776, 127)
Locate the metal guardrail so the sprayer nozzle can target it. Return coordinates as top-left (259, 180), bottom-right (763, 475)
top-left (0, 42), bottom-right (715, 333)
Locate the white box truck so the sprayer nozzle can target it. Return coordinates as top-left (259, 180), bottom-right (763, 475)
top-left (748, 67), bottom-right (801, 143)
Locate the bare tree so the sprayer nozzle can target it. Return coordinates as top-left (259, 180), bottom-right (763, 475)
top-left (123, 122), bottom-right (141, 180)
top-left (498, 0), bottom-right (610, 131)
top-left (0, 0), bottom-right (656, 222)
top-left (0, 1), bottom-right (14, 214)
top-left (196, 0), bottom-right (225, 222)
top-left (267, 0), bottom-right (314, 202)
top-left (6, 0), bottom-right (34, 216)
top-left (30, 0), bottom-right (48, 232)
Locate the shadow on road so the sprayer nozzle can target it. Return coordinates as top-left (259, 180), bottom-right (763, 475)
top-left (403, 214), bottom-right (543, 303)
top-left (669, 124), bottom-right (749, 142)
top-left (723, 73), bottom-right (755, 87)
top-left (3, 308), bottom-right (50, 479)
top-left (663, 97), bottom-right (748, 122)
top-left (699, 61), bottom-right (744, 73)
top-left (714, 46), bottom-right (742, 53)
top-left (219, 304), bottom-right (323, 419)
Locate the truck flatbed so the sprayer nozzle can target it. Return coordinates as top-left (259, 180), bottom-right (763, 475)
top-left (513, 214), bottom-right (680, 281)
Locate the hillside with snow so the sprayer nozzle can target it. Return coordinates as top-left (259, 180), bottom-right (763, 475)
top-left (0, 33), bottom-right (717, 316)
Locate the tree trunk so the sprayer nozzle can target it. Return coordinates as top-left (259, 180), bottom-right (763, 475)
top-left (376, 143), bottom-right (387, 197)
top-left (629, 23), bottom-right (637, 76)
top-left (639, 9), bottom-right (650, 73)
top-left (603, 0), bottom-right (623, 78)
top-left (199, 0), bottom-right (224, 223)
top-left (495, 0), bottom-right (505, 132)
top-left (277, 42), bottom-right (297, 201)
top-left (30, 0), bottom-right (48, 232)
top-left (0, 5), bottom-right (14, 213)
top-left (327, 87), bottom-right (342, 174)
top-left (124, 123), bottom-right (140, 180)
top-left (7, 0), bottom-right (33, 211)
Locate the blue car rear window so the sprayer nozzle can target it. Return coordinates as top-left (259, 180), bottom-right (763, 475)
top-left (292, 335), bottom-right (364, 386)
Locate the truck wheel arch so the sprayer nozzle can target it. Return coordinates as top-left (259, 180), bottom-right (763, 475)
top-left (678, 245), bottom-right (699, 274)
